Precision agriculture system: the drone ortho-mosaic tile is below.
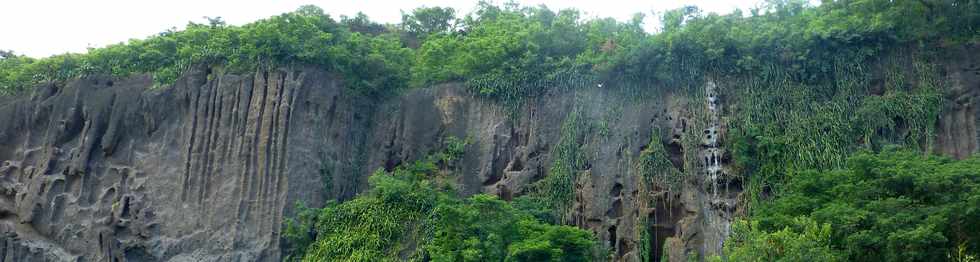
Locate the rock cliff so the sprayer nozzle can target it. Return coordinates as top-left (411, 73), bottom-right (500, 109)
top-left (0, 45), bottom-right (976, 261)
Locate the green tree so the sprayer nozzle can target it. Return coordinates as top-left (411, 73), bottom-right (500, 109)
top-left (401, 6), bottom-right (457, 39)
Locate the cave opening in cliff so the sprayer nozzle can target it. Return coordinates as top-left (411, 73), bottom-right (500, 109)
top-left (648, 195), bottom-right (682, 262)
top-left (608, 225), bottom-right (617, 250)
top-left (665, 141), bottom-right (685, 172)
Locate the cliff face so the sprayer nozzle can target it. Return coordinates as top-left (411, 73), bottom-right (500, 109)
top-left (0, 68), bottom-right (366, 261)
top-left (935, 44), bottom-right (980, 159)
top-left (0, 45), bottom-right (977, 262)
top-left (365, 82), bottom-right (737, 261)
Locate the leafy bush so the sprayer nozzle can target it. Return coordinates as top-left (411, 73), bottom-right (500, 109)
top-left (302, 169), bottom-right (439, 261)
top-left (286, 140), bottom-right (598, 262)
top-left (281, 202), bottom-right (322, 260)
top-left (730, 149), bottom-right (980, 261)
top-left (717, 217), bottom-right (842, 262)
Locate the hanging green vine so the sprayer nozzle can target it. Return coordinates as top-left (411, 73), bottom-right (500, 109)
top-left (637, 127), bottom-right (685, 191)
top-left (530, 102), bottom-right (591, 222)
top-left (724, 48), bottom-right (946, 213)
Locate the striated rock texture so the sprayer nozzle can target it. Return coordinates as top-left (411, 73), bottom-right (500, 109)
top-left (0, 68), bottom-right (368, 261)
top-left (0, 44), bottom-right (977, 262)
top-left (935, 44), bottom-right (980, 159)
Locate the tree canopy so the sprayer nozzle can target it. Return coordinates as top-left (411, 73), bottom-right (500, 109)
top-left (3, 0), bottom-right (975, 97)
top-left (0, 5), bottom-right (413, 96)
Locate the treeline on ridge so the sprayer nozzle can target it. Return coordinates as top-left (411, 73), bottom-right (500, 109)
top-left (1, 0), bottom-right (976, 98)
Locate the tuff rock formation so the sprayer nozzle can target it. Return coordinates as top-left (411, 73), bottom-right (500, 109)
top-left (0, 45), bottom-right (976, 262)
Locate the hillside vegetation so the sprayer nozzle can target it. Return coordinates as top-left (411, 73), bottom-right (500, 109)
top-left (283, 140), bottom-right (599, 261)
top-left (1, 1), bottom-right (976, 97)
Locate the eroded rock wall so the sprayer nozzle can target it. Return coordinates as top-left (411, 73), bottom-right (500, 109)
top-left (935, 43), bottom-right (980, 159)
top-left (0, 68), bottom-right (368, 261)
top-left (0, 69), bottom-right (745, 261)
top-left (0, 43), bottom-right (977, 261)
top-left (362, 83), bottom-right (739, 261)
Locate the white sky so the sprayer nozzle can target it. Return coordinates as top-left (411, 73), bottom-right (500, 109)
top-left (1, 0), bottom-right (763, 58)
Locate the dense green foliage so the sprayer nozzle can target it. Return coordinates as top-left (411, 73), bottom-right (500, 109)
top-left (720, 149), bottom-right (980, 261)
top-left (0, 6), bottom-right (412, 96)
top-left (3, 1), bottom-right (977, 97)
top-left (401, 6), bottom-right (458, 41)
top-left (717, 217), bottom-right (842, 262)
top-left (282, 139), bottom-right (598, 261)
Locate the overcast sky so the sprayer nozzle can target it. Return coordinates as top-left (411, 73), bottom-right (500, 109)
top-left (2, 0), bottom-right (763, 58)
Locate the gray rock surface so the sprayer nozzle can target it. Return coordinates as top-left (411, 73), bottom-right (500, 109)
top-left (0, 68), bottom-right (363, 261)
top-left (935, 44), bottom-right (980, 159)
